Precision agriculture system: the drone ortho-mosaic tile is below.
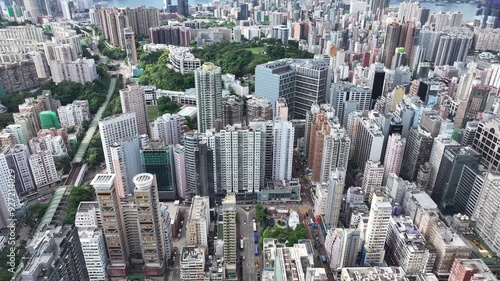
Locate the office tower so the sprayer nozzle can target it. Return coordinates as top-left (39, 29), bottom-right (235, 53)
top-left (49, 58), bottom-right (99, 84)
top-left (133, 173), bottom-right (166, 275)
top-left (186, 196), bottom-right (210, 247)
top-left (368, 63), bottom-right (386, 108)
top-left (363, 192), bottom-right (392, 266)
top-left (99, 113), bottom-right (138, 173)
top-left (197, 140), bottom-right (215, 207)
top-left (330, 83), bottom-right (372, 125)
top-left (20, 226), bottom-right (89, 281)
top-left (434, 35), bottom-right (473, 66)
top-left (61, 0), bottom-right (72, 19)
top-left (473, 171), bottom-right (500, 256)
top-left (461, 85), bottom-right (495, 127)
top-left (386, 216), bottom-right (434, 276)
top-left (384, 23), bottom-right (402, 68)
top-left (426, 135), bottom-right (459, 193)
top-left (270, 25), bottom-right (289, 46)
top-left (461, 121), bottom-right (479, 147)
top-left (140, 141), bottom-right (176, 201)
top-left (275, 98), bottom-right (288, 121)
top-left (449, 259), bottom-right (499, 281)
top-left (218, 125), bottom-right (264, 193)
top-left (151, 113), bottom-right (182, 145)
top-left (352, 118), bottom-right (385, 172)
top-left (324, 228), bottom-right (361, 271)
top-left (28, 151), bottom-right (58, 187)
top-left (39, 111), bottom-right (60, 129)
top-left (383, 134), bottom-right (406, 183)
top-left (109, 137), bottom-right (141, 199)
top-left (400, 127), bottom-right (433, 181)
top-left (386, 173), bottom-right (417, 205)
top-left (472, 119), bottom-right (500, 172)
top-left (272, 121), bottom-right (294, 181)
top-left (247, 96), bottom-right (273, 122)
top-left (0, 61), bottom-right (41, 94)
top-left (222, 96), bottom-right (244, 126)
top-left (391, 48), bottom-right (407, 70)
top-left (369, 0), bottom-right (390, 14)
top-left (362, 160), bottom-right (384, 200)
top-left (3, 144), bottom-right (35, 195)
top-left (222, 193), bottom-right (237, 278)
top-left (308, 111), bottom-right (333, 182)
top-left (180, 246), bottom-right (205, 280)
top-left (119, 85), bottom-right (148, 136)
top-left (23, 0), bottom-right (43, 20)
top-left (238, 3), bottom-right (249, 20)
top-left (75, 203), bottom-right (109, 281)
top-left (195, 63), bottom-right (222, 133)
top-left (184, 133), bottom-right (199, 199)
top-left (123, 28), bottom-right (138, 65)
top-left (255, 59), bottom-right (331, 119)
top-left (325, 169), bottom-right (345, 228)
top-left (173, 145), bottom-right (188, 199)
top-left (456, 165), bottom-right (485, 217)
top-left (91, 174), bottom-right (128, 276)
top-left (0, 154), bottom-right (20, 229)
top-left (431, 147), bottom-right (481, 213)
top-left (178, 0), bottom-right (189, 17)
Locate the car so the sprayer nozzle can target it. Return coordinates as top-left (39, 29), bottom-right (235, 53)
top-left (252, 218), bottom-right (256, 222)
top-left (244, 221), bottom-right (247, 224)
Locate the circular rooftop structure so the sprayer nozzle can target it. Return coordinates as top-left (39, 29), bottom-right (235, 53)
top-left (133, 173), bottom-right (154, 189)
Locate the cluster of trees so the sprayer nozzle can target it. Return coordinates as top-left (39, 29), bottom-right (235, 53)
top-left (0, 249), bottom-right (23, 280)
top-left (97, 38), bottom-right (126, 60)
top-left (64, 186), bottom-right (94, 224)
top-left (256, 204), bottom-right (269, 226)
top-left (102, 76), bottom-right (123, 119)
top-left (138, 52), bottom-right (195, 91)
top-left (260, 224), bottom-right (307, 247)
top-left (157, 96), bottom-right (181, 115)
top-left (25, 203), bottom-right (49, 228)
top-left (85, 133), bottom-right (105, 169)
top-left (192, 39), bottom-right (313, 78)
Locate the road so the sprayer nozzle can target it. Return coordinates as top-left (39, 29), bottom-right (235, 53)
top-left (237, 206), bottom-right (257, 281)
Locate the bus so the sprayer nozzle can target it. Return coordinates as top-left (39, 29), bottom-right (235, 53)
top-left (254, 233), bottom-right (258, 244)
top-left (253, 222), bottom-right (257, 232)
top-left (240, 239), bottom-right (244, 250)
top-left (254, 244), bottom-right (259, 256)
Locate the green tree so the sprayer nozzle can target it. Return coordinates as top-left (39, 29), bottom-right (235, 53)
top-left (25, 203), bottom-right (49, 227)
top-left (0, 113), bottom-right (14, 130)
top-left (184, 116), bottom-right (196, 130)
top-left (64, 186), bottom-right (94, 224)
top-left (56, 155), bottom-right (72, 174)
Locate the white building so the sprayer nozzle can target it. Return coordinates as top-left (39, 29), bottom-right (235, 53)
top-left (195, 63), bottom-right (222, 133)
top-left (160, 204), bottom-right (173, 260)
top-left (325, 169), bottom-right (346, 228)
top-left (324, 228), bottom-right (362, 272)
top-left (0, 154), bottom-right (21, 229)
top-left (186, 196), bottom-right (210, 247)
top-left (272, 121), bottom-right (294, 181)
top-left (319, 122), bottom-right (351, 184)
top-left (173, 145), bottom-right (188, 199)
top-left (341, 267), bottom-right (407, 281)
top-left (352, 118), bottom-right (385, 172)
top-left (150, 113), bottom-right (183, 145)
top-left (57, 100), bottom-right (90, 127)
top-left (3, 144), bottom-right (36, 194)
top-left (222, 193), bottom-right (237, 277)
top-left (361, 160), bottom-right (384, 201)
top-left (28, 151), bottom-right (59, 187)
top-left (168, 47), bottom-right (201, 74)
top-left (120, 85), bottom-right (148, 136)
top-left (313, 183), bottom-right (328, 217)
top-left (386, 173), bottom-right (417, 205)
top-left (50, 58), bottom-right (98, 84)
top-left (473, 171), bottom-right (500, 256)
top-left (99, 113), bottom-right (139, 173)
top-left (363, 191), bottom-right (392, 266)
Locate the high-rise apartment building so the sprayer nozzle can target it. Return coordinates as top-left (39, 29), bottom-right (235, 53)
top-left (123, 28), bottom-right (138, 65)
top-left (434, 34), bottom-right (472, 67)
top-left (272, 121), bottom-right (294, 181)
top-left (151, 113), bottom-right (182, 145)
top-left (362, 160), bottom-right (384, 200)
top-left (109, 137), bottom-right (142, 198)
top-left (0, 60), bottom-right (41, 94)
top-left (186, 196), bottom-right (210, 247)
top-left (247, 96), bottom-right (273, 122)
top-left (472, 118), bottom-right (500, 172)
top-left (383, 134), bottom-right (406, 183)
top-left (330, 83), bottom-right (372, 125)
top-left (28, 151), bottom-right (59, 187)
top-left (140, 141), bottom-right (176, 201)
top-left (173, 145), bottom-right (188, 199)
top-left (431, 146), bottom-right (481, 213)
top-left (91, 174), bottom-right (128, 277)
top-left (325, 169), bottom-right (346, 228)
top-left (352, 118), bottom-right (385, 172)
top-left (119, 85), bottom-right (148, 136)
top-left (149, 26), bottom-right (191, 46)
top-left (324, 228), bottom-right (362, 272)
top-left (99, 113), bottom-right (139, 173)
top-left (363, 192), bottom-right (392, 266)
top-left (473, 171), bottom-right (500, 256)
top-left (275, 98), bottom-right (289, 121)
top-left (195, 63), bottom-right (223, 133)
top-left (3, 144), bottom-right (35, 195)
top-left (222, 96), bottom-right (244, 126)
top-left (49, 58), bottom-right (98, 84)
top-left (400, 127), bottom-right (433, 181)
top-left (133, 173), bottom-right (166, 276)
top-left (0, 154), bottom-right (20, 229)
top-left (222, 193), bottom-right (237, 278)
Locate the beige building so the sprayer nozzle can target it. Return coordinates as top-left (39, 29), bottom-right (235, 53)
top-left (186, 196), bottom-right (210, 247)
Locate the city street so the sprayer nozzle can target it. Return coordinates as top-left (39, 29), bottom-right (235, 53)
top-left (237, 206), bottom-right (258, 280)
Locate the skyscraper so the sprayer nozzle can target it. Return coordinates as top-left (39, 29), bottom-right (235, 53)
top-left (473, 171), bottom-right (500, 256)
top-left (383, 22), bottom-right (402, 68)
top-left (91, 174), bottom-right (128, 277)
top-left (28, 151), bottom-right (59, 187)
top-left (140, 141), bottom-right (176, 201)
top-left (472, 118), bottom-right (500, 172)
top-left (426, 134), bottom-right (459, 193)
top-left (119, 85), bottom-right (148, 136)
top-left (195, 63), bottom-right (222, 133)
top-left (330, 83), bottom-right (372, 126)
top-left (352, 118), bottom-right (385, 172)
top-left (99, 113), bottom-right (139, 173)
top-left (0, 153), bottom-right (20, 229)
top-left (362, 160), bottom-right (384, 200)
top-left (272, 121), bottom-right (294, 181)
top-left (383, 133), bottom-right (406, 184)
top-left (110, 137), bottom-right (142, 198)
top-left (362, 191), bottom-right (392, 266)
top-left (133, 173), bottom-right (166, 276)
top-left (222, 193), bottom-right (237, 278)
top-left (186, 195), bottom-right (210, 247)
top-left (123, 28), bottom-right (138, 65)
top-left (3, 144), bottom-right (35, 195)
top-left (325, 169), bottom-right (345, 228)
top-left (222, 96), bottom-right (244, 126)
top-left (400, 127), bottom-right (433, 181)
top-left (151, 113), bottom-right (182, 145)
top-left (178, 0), bottom-right (189, 17)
